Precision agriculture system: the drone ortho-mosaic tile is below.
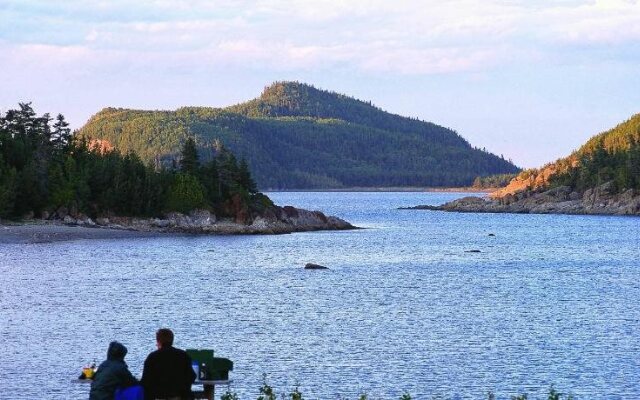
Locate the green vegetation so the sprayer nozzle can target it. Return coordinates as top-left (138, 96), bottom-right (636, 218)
top-left (77, 81), bottom-right (520, 189)
top-left (256, 374), bottom-right (277, 400)
top-left (548, 114), bottom-right (640, 192)
top-left (220, 377), bottom-right (575, 400)
top-left (507, 113), bottom-right (640, 194)
top-left (500, 386), bottom-right (574, 400)
top-left (472, 173), bottom-right (518, 189)
top-left (0, 103), bottom-right (263, 220)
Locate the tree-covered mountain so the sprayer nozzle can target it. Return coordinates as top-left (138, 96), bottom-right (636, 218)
top-left (78, 81), bottom-right (520, 189)
top-left (493, 113), bottom-right (640, 198)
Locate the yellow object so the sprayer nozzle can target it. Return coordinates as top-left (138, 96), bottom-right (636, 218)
top-left (83, 367), bottom-right (94, 379)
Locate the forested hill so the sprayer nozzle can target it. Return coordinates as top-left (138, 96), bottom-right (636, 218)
top-left (228, 81), bottom-right (468, 146)
top-left (78, 81), bottom-right (520, 189)
top-left (493, 113), bottom-right (640, 198)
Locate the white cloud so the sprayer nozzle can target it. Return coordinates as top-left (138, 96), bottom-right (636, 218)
top-left (2, 0), bottom-right (640, 76)
top-left (3, 1), bottom-right (640, 168)
top-left (360, 46), bottom-right (505, 75)
top-left (540, 0), bottom-right (640, 44)
top-left (3, 42), bottom-right (94, 67)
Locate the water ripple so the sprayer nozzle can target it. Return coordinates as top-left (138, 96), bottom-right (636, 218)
top-left (0, 192), bottom-right (639, 399)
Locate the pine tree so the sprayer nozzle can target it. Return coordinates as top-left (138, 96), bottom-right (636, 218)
top-left (15, 161), bottom-right (46, 215)
top-left (216, 148), bottom-right (240, 196)
top-left (165, 173), bottom-right (206, 213)
top-left (47, 159), bottom-right (74, 209)
top-left (0, 155), bottom-right (17, 218)
top-left (200, 160), bottom-right (221, 206)
top-left (51, 114), bottom-right (72, 151)
top-left (180, 137), bottom-right (199, 176)
top-left (627, 137), bottom-right (640, 189)
top-left (0, 103), bottom-right (273, 219)
top-left (238, 158), bottom-right (258, 194)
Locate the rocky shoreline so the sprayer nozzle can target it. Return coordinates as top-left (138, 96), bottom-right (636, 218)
top-left (402, 182), bottom-right (640, 216)
top-left (1, 205), bottom-right (356, 243)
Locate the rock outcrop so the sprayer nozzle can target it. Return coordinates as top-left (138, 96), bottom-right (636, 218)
top-left (405, 182), bottom-right (640, 216)
top-left (489, 158), bottom-right (578, 200)
top-left (40, 206), bottom-right (355, 235)
top-left (304, 263), bottom-right (328, 270)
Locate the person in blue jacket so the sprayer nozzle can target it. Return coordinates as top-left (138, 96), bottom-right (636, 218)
top-left (90, 341), bottom-right (138, 400)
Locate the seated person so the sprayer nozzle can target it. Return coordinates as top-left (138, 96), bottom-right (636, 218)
top-left (90, 341), bottom-right (138, 400)
top-left (141, 328), bottom-right (196, 400)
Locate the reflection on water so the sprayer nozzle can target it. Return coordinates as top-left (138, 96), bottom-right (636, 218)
top-left (1, 192), bottom-right (639, 399)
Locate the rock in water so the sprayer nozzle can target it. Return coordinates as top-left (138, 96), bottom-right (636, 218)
top-left (305, 263), bottom-right (328, 270)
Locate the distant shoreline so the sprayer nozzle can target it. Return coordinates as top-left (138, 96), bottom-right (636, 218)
top-left (265, 187), bottom-right (497, 193)
top-left (404, 182), bottom-right (640, 217)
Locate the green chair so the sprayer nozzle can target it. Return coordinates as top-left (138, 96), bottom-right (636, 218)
top-left (186, 349), bottom-right (233, 380)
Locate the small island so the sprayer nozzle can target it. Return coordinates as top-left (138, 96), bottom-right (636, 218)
top-left (0, 103), bottom-right (354, 239)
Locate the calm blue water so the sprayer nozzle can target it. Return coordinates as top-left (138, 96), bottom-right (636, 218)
top-left (0, 192), bottom-right (639, 400)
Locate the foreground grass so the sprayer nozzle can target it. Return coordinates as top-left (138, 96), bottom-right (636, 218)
top-left (220, 375), bottom-right (575, 400)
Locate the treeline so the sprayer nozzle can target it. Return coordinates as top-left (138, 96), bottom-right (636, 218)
top-left (550, 138), bottom-right (640, 192)
top-left (229, 81), bottom-right (470, 148)
top-left (0, 103), bottom-right (266, 220)
top-left (472, 173), bottom-right (518, 189)
top-left (522, 113), bottom-right (640, 194)
top-left (78, 82), bottom-right (520, 189)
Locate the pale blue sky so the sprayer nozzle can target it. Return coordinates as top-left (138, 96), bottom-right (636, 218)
top-left (2, 0), bottom-right (639, 167)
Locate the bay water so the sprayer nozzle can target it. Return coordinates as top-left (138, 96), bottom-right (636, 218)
top-left (1, 192), bottom-right (639, 399)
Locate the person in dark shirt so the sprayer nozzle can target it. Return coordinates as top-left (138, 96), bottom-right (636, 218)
top-left (141, 328), bottom-right (196, 400)
top-left (90, 341), bottom-right (138, 400)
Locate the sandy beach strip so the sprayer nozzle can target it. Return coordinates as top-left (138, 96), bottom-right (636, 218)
top-left (0, 223), bottom-right (161, 244)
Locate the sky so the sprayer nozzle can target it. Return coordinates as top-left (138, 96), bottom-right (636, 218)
top-left (2, 0), bottom-right (640, 168)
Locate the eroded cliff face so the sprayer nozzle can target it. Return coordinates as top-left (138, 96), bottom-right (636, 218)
top-left (87, 138), bottom-right (115, 154)
top-left (489, 156), bottom-right (579, 200)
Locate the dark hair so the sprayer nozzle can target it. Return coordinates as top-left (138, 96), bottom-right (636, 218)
top-left (156, 328), bottom-right (174, 347)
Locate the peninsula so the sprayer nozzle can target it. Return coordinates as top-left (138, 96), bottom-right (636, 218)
top-left (0, 103), bottom-right (354, 235)
top-left (406, 114), bottom-right (640, 216)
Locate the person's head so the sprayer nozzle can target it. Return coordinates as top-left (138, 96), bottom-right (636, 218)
top-left (156, 328), bottom-right (174, 349)
top-left (107, 341), bottom-right (128, 361)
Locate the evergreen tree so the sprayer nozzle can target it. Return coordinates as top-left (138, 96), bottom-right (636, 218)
top-left (216, 147), bottom-right (240, 196)
top-left (0, 155), bottom-right (17, 218)
top-left (51, 114), bottom-right (72, 151)
top-left (238, 158), bottom-right (258, 194)
top-left (627, 137), bottom-right (640, 189)
top-left (48, 159), bottom-right (74, 209)
top-left (180, 137), bottom-right (199, 176)
top-left (15, 161), bottom-right (46, 215)
top-left (200, 160), bottom-right (221, 206)
top-left (165, 173), bottom-right (206, 213)
top-left (0, 103), bottom-right (266, 219)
